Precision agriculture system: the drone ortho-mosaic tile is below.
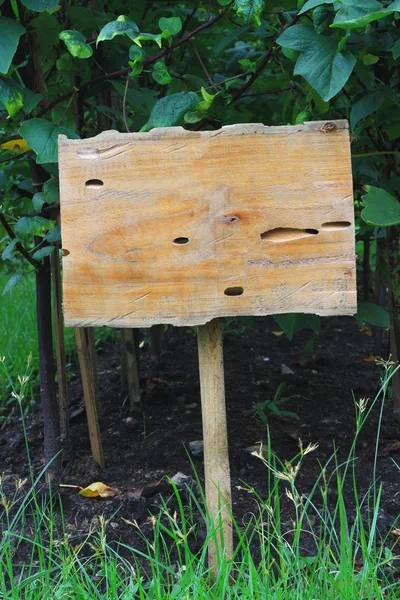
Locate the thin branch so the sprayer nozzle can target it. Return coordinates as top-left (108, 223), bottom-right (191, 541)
top-left (352, 151), bottom-right (400, 158)
top-left (241, 87), bottom-right (290, 97)
top-left (36, 11), bottom-right (226, 118)
top-left (0, 212), bottom-right (43, 270)
top-left (122, 71), bottom-right (131, 133)
top-left (230, 13), bottom-right (301, 105)
top-left (190, 41), bottom-right (219, 93)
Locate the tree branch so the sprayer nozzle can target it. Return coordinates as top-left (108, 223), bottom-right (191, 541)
top-left (36, 11), bottom-right (226, 118)
top-left (0, 212), bottom-right (43, 270)
top-left (190, 41), bottom-right (219, 93)
top-left (230, 14), bottom-right (301, 105)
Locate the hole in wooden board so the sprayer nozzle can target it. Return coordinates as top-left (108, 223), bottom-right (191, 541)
top-left (85, 179), bottom-right (104, 188)
top-left (173, 237), bottom-right (189, 245)
top-left (224, 286), bottom-right (244, 296)
top-left (260, 228), bottom-right (319, 242)
top-left (320, 221), bottom-right (351, 231)
top-left (62, 249), bottom-right (70, 256)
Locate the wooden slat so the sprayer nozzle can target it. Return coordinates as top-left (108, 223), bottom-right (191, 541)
top-left (197, 319), bottom-right (232, 572)
top-left (121, 328), bottom-right (142, 411)
top-left (51, 244), bottom-right (69, 448)
top-left (74, 327), bottom-right (103, 466)
top-left (58, 121), bottom-right (356, 328)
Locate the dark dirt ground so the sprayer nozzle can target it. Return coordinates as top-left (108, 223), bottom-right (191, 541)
top-left (1, 314), bottom-right (400, 571)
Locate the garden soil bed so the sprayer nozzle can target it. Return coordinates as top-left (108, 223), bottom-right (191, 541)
top-left (1, 315), bottom-right (400, 571)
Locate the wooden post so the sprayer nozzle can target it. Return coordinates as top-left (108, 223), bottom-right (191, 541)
top-left (197, 319), bottom-right (233, 573)
top-left (121, 328), bottom-right (142, 411)
top-left (74, 327), bottom-right (104, 466)
top-left (51, 244), bottom-right (69, 449)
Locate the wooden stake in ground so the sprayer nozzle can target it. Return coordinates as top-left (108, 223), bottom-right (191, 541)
top-left (197, 319), bottom-right (233, 572)
top-left (74, 327), bottom-right (104, 466)
top-left (121, 328), bottom-right (142, 411)
top-left (51, 244), bottom-right (69, 449)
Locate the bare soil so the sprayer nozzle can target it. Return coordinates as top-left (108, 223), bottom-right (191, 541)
top-left (1, 315), bottom-right (400, 571)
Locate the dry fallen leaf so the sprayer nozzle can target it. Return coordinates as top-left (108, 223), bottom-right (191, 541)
top-left (272, 331), bottom-right (284, 337)
top-left (79, 482), bottom-right (118, 498)
top-left (391, 529), bottom-right (400, 537)
top-left (359, 326), bottom-right (372, 337)
top-left (363, 355), bottom-right (381, 362)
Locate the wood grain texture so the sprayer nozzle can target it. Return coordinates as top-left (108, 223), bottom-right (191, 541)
top-left (59, 121), bottom-right (356, 327)
top-left (197, 320), bottom-right (233, 571)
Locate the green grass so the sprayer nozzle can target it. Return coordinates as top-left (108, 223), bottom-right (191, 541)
top-left (0, 359), bottom-right (399, 599)
top-left (0, 269), bottom-right (119, 410)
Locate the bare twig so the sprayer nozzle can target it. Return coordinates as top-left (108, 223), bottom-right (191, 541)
top-left (230, 13), bottom-right (301, 105)
top-left (190, 41), bottom-right (219, 93)
top-left (123, 71), bottom-right (131, 133)
top-left (36, 11), bottom-right (226, 118)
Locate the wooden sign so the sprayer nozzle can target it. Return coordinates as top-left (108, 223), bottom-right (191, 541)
top-left (59, 121), bottom-right (356, 328)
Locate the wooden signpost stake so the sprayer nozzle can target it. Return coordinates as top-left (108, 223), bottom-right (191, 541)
top-left (58, 121), bottom-right (356, 573)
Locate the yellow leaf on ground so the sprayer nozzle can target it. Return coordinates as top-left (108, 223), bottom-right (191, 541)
top-left (79, 482), bottom-right (118, 498)
top-left (0, 139), bottom-right (31, 154)
top-left (359, 326), bottom-right (372, 336)
top-left (271, 331), bottom-right (284, 336)
top-left (363, 355), bottom-right (381, 362)
top-left (391, 528), bottom-right (400, 537)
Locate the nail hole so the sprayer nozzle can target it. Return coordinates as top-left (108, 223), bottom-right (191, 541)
top-left (320, 221), bottom-right (351, 231)
top-left (224, 286), bottom-right (244, 296)
top-left (85, 178), bottom-right (104, 188)
top-left (173, 237), bottom-right (189, 245)
top-left (260, 228), bottom-right (319, 242)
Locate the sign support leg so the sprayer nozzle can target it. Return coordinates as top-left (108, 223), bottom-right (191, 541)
top-left (197, 319), bottom-right (233, 574)
top-left (121, 328), bottom-right (142, 411)
top-left (74, 327), bottom-right (104, 467)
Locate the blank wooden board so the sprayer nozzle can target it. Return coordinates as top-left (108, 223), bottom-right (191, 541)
top-left (58, 121), bottom-right (356, 328)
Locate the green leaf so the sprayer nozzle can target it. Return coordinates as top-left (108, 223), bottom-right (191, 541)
top-left (391, 38), bottom-right (400, 60)
top-left (45, 225), bottom-right (61, 243)
top-left (133, 32), bottom-right (163, 48)
top-left (0, 79), bottom-right (24, 117)
top-left (19, 118), bottom-right (79, 164)
top-left (15, 216), bottom-right (55, 237)
top-left (234, 0), bottom-right (264, 27)
top-left (298, 0), bottom-right (334, 15)
top-left (361, 186), bottom-right (400, 226)
top-left (350, 91), bottom-right (384, 129)
top-left (331, 0), bottom-right (400, 30)
top-left (43, 178), bottom-right (59, 204)
top-left (141, 92), bottom-right (199, 131)
top-left (20, 0), bottom-right (58, 10)
top-left (32, 192), bottom-right (45, 212)
top-left (59, 30), bottom-right (93, 59)
top-left (97, 16), bottom-right (139, 46)
top-left (0, 17), bottom-right (25, 75)
top-left (277, 24), bottom-right (356, 101)
top-left (159, 17), bottom-right (182, 35)
top-left (2, 237), bottom-right (20, 261)
top-left (356, 302), bottom-right (390, 328)
top-left (32, 245), bottom-right (55, 260)
top-left (23, 88), bottom-right (43, 113)
top-left (273, 314), bottom-right (296, 340)
top-left (3, 273), bottom-right (22, 295)
top-left (363, 54), bottom-right (379, 65)
top-left (0, 170), bottom-right (6, 188)
top-left (152, 61), bottom-right (173, 85)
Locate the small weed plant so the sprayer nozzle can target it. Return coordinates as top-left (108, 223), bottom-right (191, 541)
top-left (0, 359), bottom-right (399, 598)
top-left (254, 381), bottom-right (307, 423)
